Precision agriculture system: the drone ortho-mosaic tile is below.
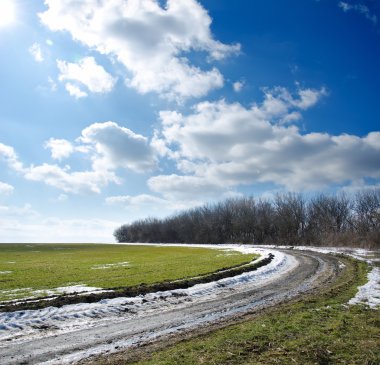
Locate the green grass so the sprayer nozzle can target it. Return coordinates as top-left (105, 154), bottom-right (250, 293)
top-left (0, 244), bottom-right (256, 302)
top-left (125, 258), bottom-right (379, 365)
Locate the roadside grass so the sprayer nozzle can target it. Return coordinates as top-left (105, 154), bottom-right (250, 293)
top-left (0, 244), bottom-right (256, 302)
top-left (119, 258), bottom-right (379, 365)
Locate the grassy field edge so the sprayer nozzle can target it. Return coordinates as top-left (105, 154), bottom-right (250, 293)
top-left (0, 250), bottom-right (267, 312)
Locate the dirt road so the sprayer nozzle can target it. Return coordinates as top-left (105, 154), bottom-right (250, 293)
top-left (0, 249), bottom-right (343, 364)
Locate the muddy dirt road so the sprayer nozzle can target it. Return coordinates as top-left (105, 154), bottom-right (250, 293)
top-left (0, 249), bottom-right (344, 364)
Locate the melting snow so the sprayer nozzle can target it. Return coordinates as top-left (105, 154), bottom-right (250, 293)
top-left (0, 285), bottom-right (106, 304)
top-left (91, 262), bottom-right (130, 270)
top-left (43, 285), bottom-right (105, 295)
top-left (348, 267), bottom-right (380, 308)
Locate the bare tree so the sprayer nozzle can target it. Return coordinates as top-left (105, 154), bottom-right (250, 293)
top-left (274, 193), bottom-right (307, 245)
top-left (114, 190), bottom-right (379, 248)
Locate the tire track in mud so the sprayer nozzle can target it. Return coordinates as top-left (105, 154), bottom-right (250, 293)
top-left (0, 249), bottom-right (343, 365)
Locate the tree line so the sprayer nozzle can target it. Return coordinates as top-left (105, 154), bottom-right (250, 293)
top-left (114, 189), bottom-right (380, 248)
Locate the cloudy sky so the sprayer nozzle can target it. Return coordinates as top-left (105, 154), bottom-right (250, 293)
top-left (0, 0), bottom-right (379, 242)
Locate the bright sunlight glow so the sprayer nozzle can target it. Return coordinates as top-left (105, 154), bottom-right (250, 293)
top-left (0, 0), bottom-right (16, 27)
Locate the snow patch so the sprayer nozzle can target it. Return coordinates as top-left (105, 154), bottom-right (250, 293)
top-left (91, 262), bottom-right (130, 270)
top-left (0, 271), bottom-right (12, 275)
top-left (0, 285), bottom-right (106, 304)
top-left (348, 267), bottom-right (380, 308)
top-left (43, 285), bottom-right (105, 295)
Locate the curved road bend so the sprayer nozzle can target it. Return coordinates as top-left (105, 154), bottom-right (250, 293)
top-left (0, 250), bottom-right (343, 365)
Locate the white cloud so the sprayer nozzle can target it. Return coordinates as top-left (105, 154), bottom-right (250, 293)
top-left (106, 193), bottom-right (205, 220)
top-left (340, 179), bottom-right (380, 195)
top-left (0, 203), bottom-right (38, 218)
top-left (339, 2), bottom-right (377, 24)
top-left (44, 138), bottom-right (74, 160)
top-left (0, 142), bottom-right (24, 172)
top-left (57, 193), bottom-right (68, 201)
top-left (1, 141), bottom-right (116, 194)
top-left (1, 120), bottom-right (157, 194)
top-left (339, 2), bottom-right (351, 12)
top-left (106, 193), bottom-right (191, 212)
top-left (233, 81), bottom-right (244, 92)
top-left (48, 77), bottom-right (57, 92)
top-left (281, 111), bottom-right (302, 124)
top-left (293, 87), bottom-right (328, 109)
top-left (0, 181), bottom-right (14, 195)
top-left (148, 174), bottom-right (226, 201)
top-left (80, 121), bottom-right (157, 173)
top-left (57, 57), bottom-right (116, 97)
top-left (39, 0), bottom-right (240, 100)
top-left (65, 83), bottom-right (88, 98)
top-left (152, 87), bottom-right (380, 193)
top-left (29, 43), bottom-right (44, 62)
top-left (24, 163), bottom-right (120, 194)
top-left (106, 194), bottom-right (165, 206)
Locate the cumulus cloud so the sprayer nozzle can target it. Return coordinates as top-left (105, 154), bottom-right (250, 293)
top-left (44, 138), bottom-right (74, 160)
top-left (24, 163), bottom-right (120, 194)
top-left (57, 57), bottom-right (116, 97)
top-left (39, 0), bottom-right (240, 100)
top-left (80, 121), bottom-right (157, 172)
top-left (339, 2), bottom-right (377, 24)
top-left (0, 181), bottom-right (14, 195)
top-left (65, 83), bottom-right (87, 99)
top-left (233, 81), bottom-right (244, 92)
top-left (0, 142), bottom-right (115, 194)
top-left (0, 120), bottom-right (157, 194)
top-left (0, 142), bottom-right (24, 172)
top-left (29, 43), bottom-right (44, 62)
top-left (151, 87), bottom-right (380, 193)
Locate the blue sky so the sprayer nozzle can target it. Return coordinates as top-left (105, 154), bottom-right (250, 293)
top-left (0, 0), bottom-right (379, 242)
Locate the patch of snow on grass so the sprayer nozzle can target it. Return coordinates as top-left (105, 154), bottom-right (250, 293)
top-left (0, 285), bottom-right (106, 304)
top-left (348, 267), bottom-right (380, 308)
top-left (91, 262), bottom-right (130, 269)
top-left (45, 285), bottom-right (105, 295)
top-left (0, 271), bottom-right (12, 275)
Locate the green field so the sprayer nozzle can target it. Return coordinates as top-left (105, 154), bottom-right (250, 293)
top-left (0, 244), bottom-right (256, 302)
